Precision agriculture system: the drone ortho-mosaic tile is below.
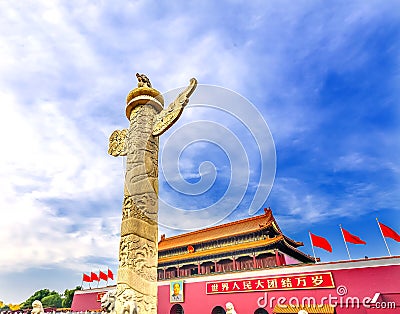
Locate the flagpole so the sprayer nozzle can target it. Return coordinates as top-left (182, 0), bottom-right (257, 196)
top-left (81, 275), bottom-right (83, 290)
top-left (376, 218), bottom-right (392, 256)
top-left (339, 225), bottom-right (351, 260)
top-left (97, 269), bottom-right (100, 288)
top-left (308, 232), bottom-right (317, 263)
top-left (106, 268), bottom-right (109, 287)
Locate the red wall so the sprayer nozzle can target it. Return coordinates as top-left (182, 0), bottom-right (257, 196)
top-left (70, 258), bottom-right (400, 313)
top-left (71, 291), bottom-right (102, 312)
top-left (158, 258), bottom-right (400, 314)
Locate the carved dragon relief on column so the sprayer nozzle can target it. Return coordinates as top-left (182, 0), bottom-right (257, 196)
top-left (108, 73), bottom-right (197, 313)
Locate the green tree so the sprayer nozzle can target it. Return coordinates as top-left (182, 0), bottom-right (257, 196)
top-left (1, 304), bottom-right (10, 311)
top-left (62, 286), bottom-right (82, 308)
top-left (21, 289), bottom-right (52, 309)
top-left (41, 294), bottom-right (62, 308)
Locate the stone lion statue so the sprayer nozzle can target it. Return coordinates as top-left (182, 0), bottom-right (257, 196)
top-left (225, 302), bottom-right (237, 314)
top-left (101, 289), bottom-right (117, 313)
top-left (31, 300), bottom-right (44, 314)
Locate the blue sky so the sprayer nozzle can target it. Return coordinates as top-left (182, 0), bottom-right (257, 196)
top-left (0, 0), bottom-right (399, 304)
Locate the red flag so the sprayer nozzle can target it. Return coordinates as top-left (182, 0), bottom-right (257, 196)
top-left (342, 228), bottom-right (366, 244)
top-left (99, 270), bottom-right (108, 281)
top-left (91, 271), bottom-right (99, 281)
top-left (107, 269), bottom-right (114, 280)
top-left (83, 273), bottom-right (92, 282)
top-left (379, 222), bottom-right (400, 242)
top-left (310, 232), bottom-right (332, 252)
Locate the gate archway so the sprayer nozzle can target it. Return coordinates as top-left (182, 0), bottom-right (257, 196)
top-left (170, 303), bottom-right (184, 314)
top-left (211, 306), bottom-right (226, 314)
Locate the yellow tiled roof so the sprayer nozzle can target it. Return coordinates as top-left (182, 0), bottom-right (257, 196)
top-left (273, 304), bottom-right (335, 313)
top-left (159, 209), bottom-right (283, 251)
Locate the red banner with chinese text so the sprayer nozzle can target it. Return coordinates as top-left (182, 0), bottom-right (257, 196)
top-left (206, 272), bottom-right (334, 294)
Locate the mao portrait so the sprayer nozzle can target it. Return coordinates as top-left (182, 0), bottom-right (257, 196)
top-left (170, 280), bottom-right (184, 303)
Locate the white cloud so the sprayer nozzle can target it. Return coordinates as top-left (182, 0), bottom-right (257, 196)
top-left (0, 90), bottom-right (122, 273)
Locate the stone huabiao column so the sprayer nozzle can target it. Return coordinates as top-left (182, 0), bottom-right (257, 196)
top-left (108, 73), bottom-right (197, 313)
